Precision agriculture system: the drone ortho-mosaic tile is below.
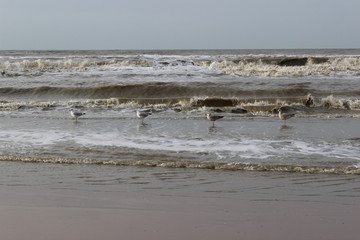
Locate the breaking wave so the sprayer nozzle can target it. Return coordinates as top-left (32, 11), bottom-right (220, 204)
top-left (1, 53), bottom-right (360, 77)
top-left (1, 155), bottom-right (359, 175)
top-left (1, 95), bottom-right (359, 117)
top-left (0, 84), bottom-right (314, 99)
top-left (206, 56), bottom-right (360, 77)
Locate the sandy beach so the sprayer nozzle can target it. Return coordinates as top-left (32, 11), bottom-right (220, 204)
top-left (0, 162), bottom-right (359, 240)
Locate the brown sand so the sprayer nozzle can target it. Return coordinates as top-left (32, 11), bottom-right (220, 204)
top-left (0, 180), bottom-right (358, 240)
top-left (0, 161), bottom-right (359, 240)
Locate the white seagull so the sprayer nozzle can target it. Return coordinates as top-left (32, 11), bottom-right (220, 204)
top-left (206, 113), bottom-right (224, 127)
top-left (136, 110), bottom-right (151, 124)
top-left (70, 109), bottom-right (86, 122)
top-left (278, 108), bottom-right (295, 126)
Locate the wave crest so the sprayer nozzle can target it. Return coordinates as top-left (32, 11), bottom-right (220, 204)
top-left (1, 155), bottom-right (359, 175)
top-left (0, 84), bottom-right (313, 112)
top-left (2, 54), bottom-right (360, 77)
top-left (206, 56), bottom-right (360, 77)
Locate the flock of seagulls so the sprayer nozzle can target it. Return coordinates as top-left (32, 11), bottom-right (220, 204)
top-left (70, 107), bottom-right (295, 126)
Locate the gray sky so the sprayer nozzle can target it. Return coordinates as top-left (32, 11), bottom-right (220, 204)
top-left (1, 0), bottom-right (359, 50)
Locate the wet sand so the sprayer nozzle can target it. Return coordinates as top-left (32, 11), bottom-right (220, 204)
top-left (1, 193), bottom-right (357, 240)
top-left (0, 162), bottom-right (359, 240)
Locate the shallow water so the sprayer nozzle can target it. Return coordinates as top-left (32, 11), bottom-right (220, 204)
top-left (0, 115), bottom-right (359, 174)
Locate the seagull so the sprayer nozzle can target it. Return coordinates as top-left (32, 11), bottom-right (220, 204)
top-left (70, 109), bottom-right (86, 122)
top-left (278, 108), bottom-right (295, 125)
top-left (136, 110), bottom-right (151, 124)
top-left (207, 113), bottom-right (224, 127)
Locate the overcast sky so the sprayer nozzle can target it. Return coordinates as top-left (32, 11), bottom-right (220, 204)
top-left (1, 0), bottom-right (359, 50)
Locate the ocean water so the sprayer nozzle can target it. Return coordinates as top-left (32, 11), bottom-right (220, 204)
top-left (1, 49), bottom-right (360, 175)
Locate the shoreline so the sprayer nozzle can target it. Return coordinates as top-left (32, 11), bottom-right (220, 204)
top-left (1, 155), bottom-right (360, 175)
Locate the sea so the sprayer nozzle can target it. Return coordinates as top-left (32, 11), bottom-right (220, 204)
top-left (1, 49), bottom-right (359, 173)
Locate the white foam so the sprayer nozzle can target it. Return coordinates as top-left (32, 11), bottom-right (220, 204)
top-left (206, 56), bottom-right (360, 77)
top-left (289, 140), bottom-right (360, 161)
top-left (353, 163), bottom-right (360, 169)
top-left (1, 125), bottom-right (359, 166)
top-left (76, 133), bottom-right (276, 160)
top-left (0, 130), bottom-right (65, 149)
top-left (74, 131), bottom-right (360, 162)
